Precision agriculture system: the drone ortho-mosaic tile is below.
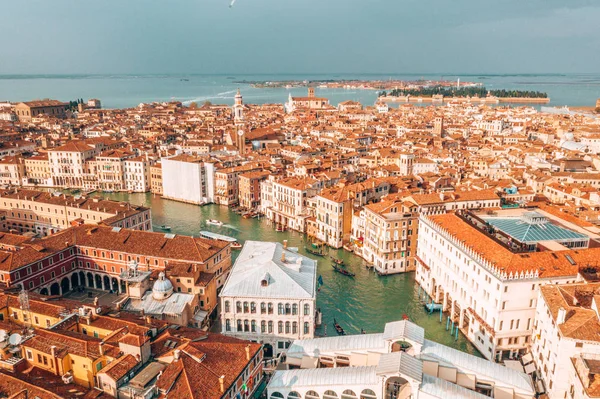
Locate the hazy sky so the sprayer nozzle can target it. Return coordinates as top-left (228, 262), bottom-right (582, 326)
top-left (1, 0), bottom-right (599, 74)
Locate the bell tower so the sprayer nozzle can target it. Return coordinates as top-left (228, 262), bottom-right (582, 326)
top-left (233, 89), bottom-right (245, 155)
top-left (308, 87), bottom-right (315, 98)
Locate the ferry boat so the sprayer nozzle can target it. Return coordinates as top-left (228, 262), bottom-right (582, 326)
top-left (199, 231), bottom-right (242, 249)
top-left (206, 219), bottom-right (224, 227)
top-left (159, 225), bottom-right (172, 231)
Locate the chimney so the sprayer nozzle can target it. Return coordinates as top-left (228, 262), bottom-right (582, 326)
top-left (557, 307), bottom-right (567, 325)
top-left (51, 345), bottom-right (57, 358)
top-left (219, 375), bottom-right (225, 393)
top-left (99, 342), bottom-right (104, 356)
top-left (174, 349), bottom-right (181, 361)
top-left (245, 344), bottom-right (250, 361)
top-left (439, 192), bottom-right (444, 201)
top-left (283, 240), bottom-right (288, 249)
top-left (145, 315), bottom-right (152, 324)
top-left (281, 250), bottom-right (286, 263)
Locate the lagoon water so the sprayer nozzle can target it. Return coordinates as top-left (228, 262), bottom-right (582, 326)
top-left (1, 73), bottom-right (599, 109)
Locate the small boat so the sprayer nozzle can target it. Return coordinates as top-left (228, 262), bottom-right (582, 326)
top-left (206, 219), bottom-right (223, 226)
top-left (333, 318), bottom-right (346, 336)
top-left (342, 244), bottom-right (354, 253)
top-left (159, 225), bottom-right (172, 231)
top-left (332, 264), bottom-right (355, 277)
top-left (361, 328), bottom-right (366, 334)
top-left (276, 225), bottom-right (287, 232)
top-left (231, 241), bottom-right (242, 250)
top-left (402, 314), bottom-right (410, 321)
top-left (330, 256), bottom-right (345, 266)
top-left (305, 246), bottom-right (326, 256)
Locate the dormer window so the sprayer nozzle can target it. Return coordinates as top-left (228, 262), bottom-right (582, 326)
top-left (261, 279), bottom-right (268, 287)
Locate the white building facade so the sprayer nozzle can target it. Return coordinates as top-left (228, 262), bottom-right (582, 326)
top-left (220, 241), bottom-right (317, 356)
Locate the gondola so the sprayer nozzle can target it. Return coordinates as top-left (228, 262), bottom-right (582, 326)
top-left (305, 246), bottom-right (326, 256)
top-left (330, 256), bottom-right (345, 267)
top-left (332, 264), bottom-right (355, 277)
top-left (333, 318), bottom-right (346, 335)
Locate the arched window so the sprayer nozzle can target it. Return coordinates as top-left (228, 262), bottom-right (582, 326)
top-left (306, 391), bottom-right (320, 399)
top-left (285, 303), bottom-right (291, 315)
top-left (224, 301), bottom-right (230, 313)
top-left (268, 303), bottom-right (273, 314)
top-left (261, 320), bottom-right (266, 333)
top-left (251, 302), bottom-right (256, 313)
top-left (243, 302), bottom-right (249, 313)
top-left (304, 303), bottom-right (310, 315)
top-left (268, 321), bottom-right (273, 333)
top-left (341, 390), bottom-right (357, 399)
top-left (324, 391), bottom-right (338, 399)
top-left (285, 321), bottom-right (290, 334)
top-left (292, 304), bottom-right (298, 315)
top-left (271, 393), bottom-right (284, 399)
top-left (225, 319), bottom-right (231, 332)
top-left (261, 302), bottom-right (266, 314)
top-left (244, 320), bottom-right (249, 332)
top-left (304, 322), bottom-right (310, 335)
top-left (278, 303), bottom-right (284, 315)
top-left (278, 321), bottom-right (283, 334)
top-left (292, 322), bottom-right (298, 334)
top-left (360, 389), bottom-right (377, 399)
top-left (236, 301), bottom-right (242, 313)
top-left (237, 320), bottom-right (242, 331)
top-left (288, 392), bottom-right (301, 399)
top-left (251, 320), bottom-right (257, 332)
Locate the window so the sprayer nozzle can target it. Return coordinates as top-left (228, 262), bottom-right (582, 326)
top-left (225, 301), bottom-right (230, 313)
top-left (236, 301), bottom-right (242, 313)
top-left (251, 302), bottom-right (256, 313)
top-left (304, 304), bottom-right (310, 315)
top-left (271, 393), bottom-right (284, 399)
top-left (285, 321), bottom-right (290, 334)
top-left (292, 304), bottom-right (298, 315)
top-left (278, 303), bottom-right (283, 315)
top-left (243, 302), bottom-right (249, 313)
top-left (261, 320), bottom-right (266, 333)
top-left (244, 320), bottom-right (249, 332)
top-left (285, 303), bottom-right (291, 315)
top-left (306, 391), bottom-right (320, 399)
top-left (251, 320), bottom-right (257, 332)
top-left (225, 319), bottom-right (231, 332)
top-left (261, 302), bottom-right (266, 314)
top-left (342, 390), bottom-right (357, 399)
top-left (304, 322), bottom-right (310, 334)
top-left (26, 350), bottom-right (33, 360)
top-left (288, 393), bottom-right (301, 399)
top-left (278, 321), bottom-right (283, 334)
top-left (324, 391), bottom-right (338, 399)
top-left (237, 320), bottom-right (242, 331)
top-left (292, 322), bottom-right (297, 334)
top-left (268, 321), bottom-right (273, 333)
top-left (268, 303), bottom-right (273, 314)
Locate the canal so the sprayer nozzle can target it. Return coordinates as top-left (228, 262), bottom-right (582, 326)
top-left (98, 192), bottom-right (479, 355)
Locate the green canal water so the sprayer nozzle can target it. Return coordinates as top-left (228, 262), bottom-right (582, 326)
top-left (98, 192), bottom-right (479, 355)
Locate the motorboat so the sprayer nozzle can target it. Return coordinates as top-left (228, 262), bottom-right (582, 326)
top-left (206, 219), bottom-right (224, 227)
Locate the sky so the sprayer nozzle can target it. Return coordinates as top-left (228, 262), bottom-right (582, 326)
top-left (1, 0), bottom-right (599, 75)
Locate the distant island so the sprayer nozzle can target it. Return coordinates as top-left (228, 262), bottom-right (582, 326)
top-left (233, 79), bottom-right (482, 91)
top-left (381, 86), bottom-right (548, 99)
top-left (378, 85), bottom-right (549, 104)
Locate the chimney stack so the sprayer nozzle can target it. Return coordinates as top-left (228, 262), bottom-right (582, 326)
top-left (281, 251), bottom-right (286, 263)
top-left (219, 375), bottom-right (225, 393)
top-left (99, 342), bottom-right (104, 356)
top-left (557, 307), bottom-right (567, 325)
top-left (174, 349), bottom-right (181, 361)
top-left (145, 315), bottom-right (152, 324)
top-left (245, 344), bottom-right (250, 361)
top-left (51, 345), bottom-right (57, 358)
top-left (283, 240), bottom-right (288, 249)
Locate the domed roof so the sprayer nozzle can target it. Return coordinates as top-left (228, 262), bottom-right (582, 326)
top-left (152, 272), bottom-right (174, 300)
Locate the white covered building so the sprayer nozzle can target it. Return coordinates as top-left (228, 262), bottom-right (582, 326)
top-left (161, 154), bottom-right (215, 205)
top-left (220, 240), bottom-right (317, 356)
top-left (267, 320), bottom-right (536, 399)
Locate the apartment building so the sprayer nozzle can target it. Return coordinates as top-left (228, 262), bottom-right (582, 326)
top-left (239, 170), bottom-right (270, 210)
top-left (314, 186), bottom-right (353, 248)
top-left (0, 188), bottom-right (151, 236)
top-left (150, 161), bottom-right (163, 195)
top-left (161, 154), bottom-right (215, 205)
top-left (124, 155), bottom-right (151, 192)
top-left (264, 177), bottom-right (320, 233)
top-left (360, 199), bottom-right (419, 274)
top-left (214, 163), bottom-right (264, 206)
top-left (47, 141), bottom-right (98, 188)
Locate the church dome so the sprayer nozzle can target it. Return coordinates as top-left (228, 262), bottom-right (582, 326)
top-left (152, 272), bottom-right (174, 300)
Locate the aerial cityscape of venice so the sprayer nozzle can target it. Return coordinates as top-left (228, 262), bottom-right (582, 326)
top-left (0, 1), bottom-right (600, 398)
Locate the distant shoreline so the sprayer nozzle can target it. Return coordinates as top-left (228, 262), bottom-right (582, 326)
top-left (380, 95), bottom-right (550, 104)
